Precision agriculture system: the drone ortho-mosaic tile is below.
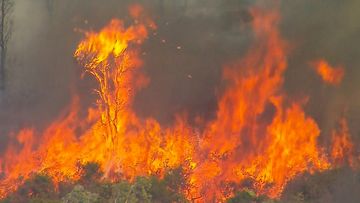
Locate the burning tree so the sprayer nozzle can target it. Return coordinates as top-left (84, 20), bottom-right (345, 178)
top-left (74, 19), bottom-right (150, 165)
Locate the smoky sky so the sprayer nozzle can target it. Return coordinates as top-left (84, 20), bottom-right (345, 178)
top-left (1, 0), bottom-right (360, 154)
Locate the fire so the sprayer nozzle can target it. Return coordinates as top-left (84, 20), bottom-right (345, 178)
top-left (331, 118), bottom-right (354, 166)
top-left (0, 9), bottom-right (195, 198)
top-left (187, 8), bottom-right (330, 200)
top-left (311, 59), bottom-right (345, 85)
top-left (0, 4), bottom-right (357, 202)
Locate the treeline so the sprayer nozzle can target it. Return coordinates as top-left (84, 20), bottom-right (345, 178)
top-left (1, 163), bottom-right (359, 203)
top-left (1, 163), bottom-right (188, 203)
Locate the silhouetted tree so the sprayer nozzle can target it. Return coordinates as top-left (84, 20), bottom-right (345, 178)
top-left (78, 162), bottom-right (103, 191)
top-left (2, 174), bottom-right (59, 203)
top-left (0, 0), bottom-right (13, 90)
top-left (46, 0), bottom-right (54, 18)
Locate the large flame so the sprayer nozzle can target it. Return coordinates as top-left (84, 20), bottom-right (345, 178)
top-left (0, 5), bottom-right (356, 202)
top-left (0, 9), bottom-right (195, 198)
top-left (187, 8), bottom-right (331, 200)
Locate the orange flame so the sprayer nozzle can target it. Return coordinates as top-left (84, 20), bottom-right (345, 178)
top-left (0, 5), bottom-right (357, 202)
top-left (331, 118), bottom-right (354, 166)
top-left (187, 8), bottom-right (331, 201)
top-left (311, 59), bottom-right (345, 85)
top-left (0, 9), bottom-right (195, 198)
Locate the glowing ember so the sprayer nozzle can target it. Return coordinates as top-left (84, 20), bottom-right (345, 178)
top-left (311, 59), bottom-right (345, 85)
top-left (0, 4), bottom-right (357, 202)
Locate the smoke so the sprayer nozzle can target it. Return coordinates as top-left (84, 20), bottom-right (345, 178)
top-left (280, 0), bottom-right (360, 139)
top-left (282, 168), bottom-right (360, 203)
top-left (1, 0), bottom-right (255, 133)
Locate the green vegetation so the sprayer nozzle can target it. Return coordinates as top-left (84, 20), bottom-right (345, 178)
top-left (1, 164), bottom-right (359, 203)
top-left (62, 185), bottom-right (99, 203)
top-left (1, 174), bottom-right (59, 203)
top-left (226, 189), bottom-right (275, 203)
top-left (0, 163), bottom-right (189, 203)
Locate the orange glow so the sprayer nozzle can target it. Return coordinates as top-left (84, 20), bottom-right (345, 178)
top-left (311, 59), bottom-right (345, 85)
top-left (0, 5), bottom-right (357, 202)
